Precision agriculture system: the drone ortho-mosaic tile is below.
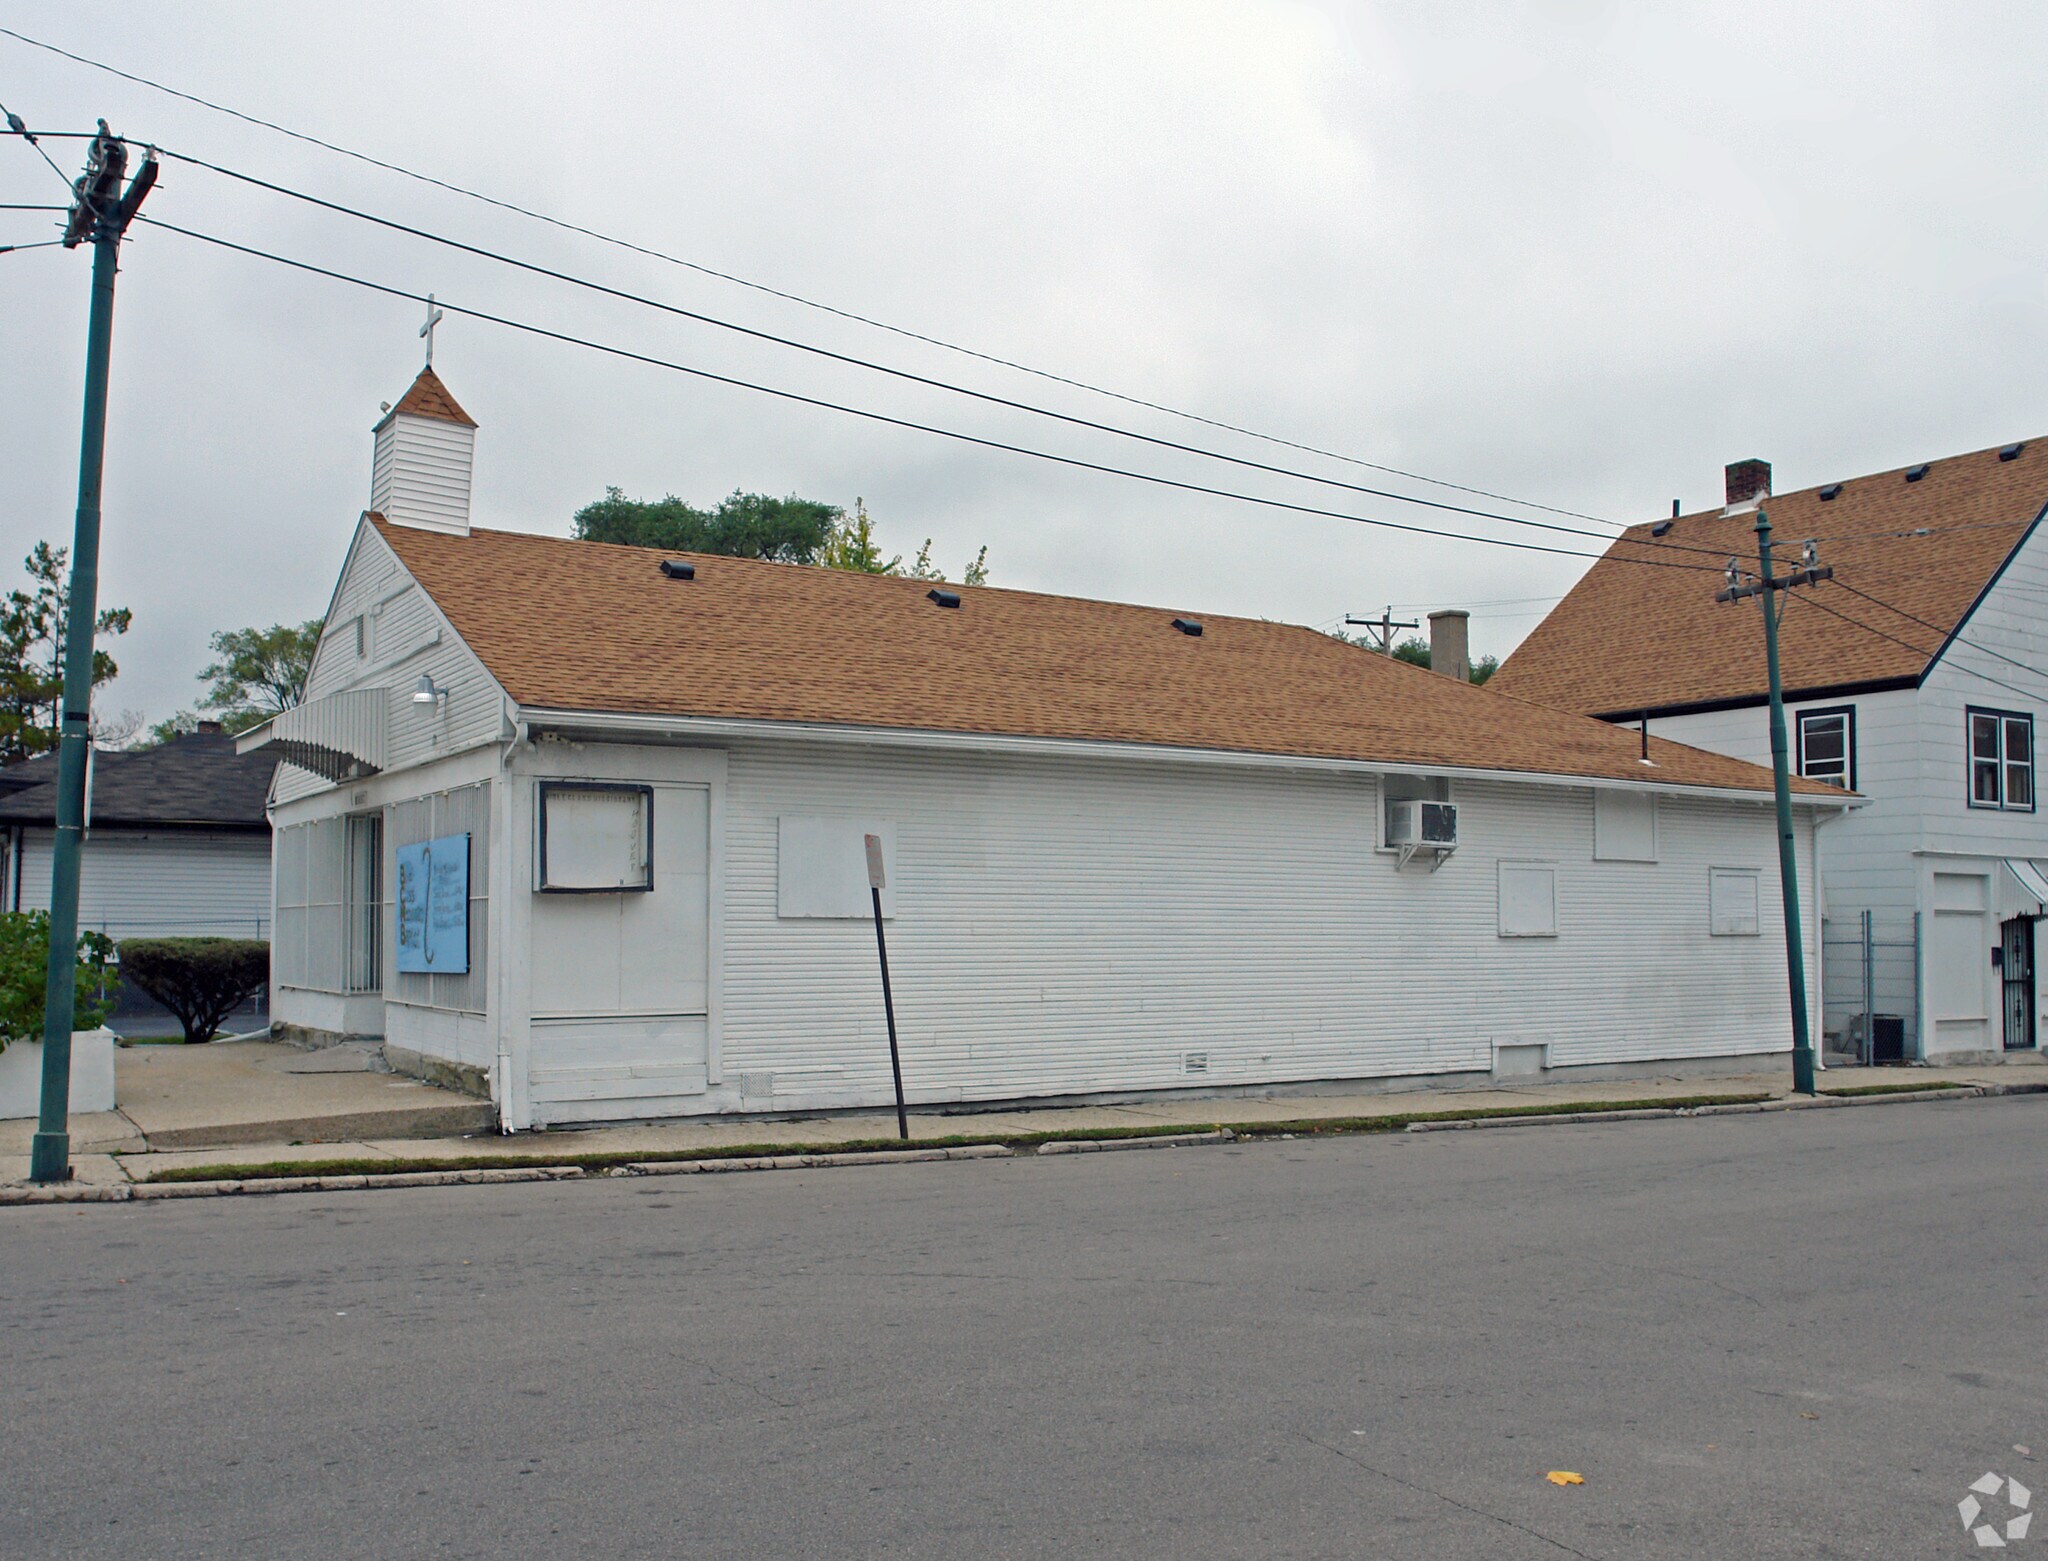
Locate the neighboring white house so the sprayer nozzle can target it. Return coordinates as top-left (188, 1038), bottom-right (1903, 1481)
top-left (1494, 443), bottom-right (2048, 1062)
top-left (242, 368), bottom-right (1846, 1130)
top-left (0, 726), bottom-right (275, 940)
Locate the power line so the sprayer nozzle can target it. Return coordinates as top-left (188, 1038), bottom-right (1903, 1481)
top-left (1829, 576), bottom-right (2048, 685)
top-left (0, 24), bottom-right (1631, 532)
top-left (156, 147), bottom-right (1732, 558)
top-left (137, 214), bottom-right (1731, 577)
top-left (1788, 589), bottom-right (2048, 705)
top-left (0, 95), bottom-right (74, 189)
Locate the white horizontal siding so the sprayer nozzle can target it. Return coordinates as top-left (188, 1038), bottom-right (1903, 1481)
top-left (16, 829), bottom-right (271, 940)
top-left (370, 413), bottom-right (473, 536)
top-left (276, 522), bottom-right (506, 806)
top-left (1919, 517), bottom-right (2048, 860)
top-left (709, 741), bottom-right (1815, 1113)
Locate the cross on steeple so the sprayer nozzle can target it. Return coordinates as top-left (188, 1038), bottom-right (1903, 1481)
top-left (419, 293), bottom-right (445, 367)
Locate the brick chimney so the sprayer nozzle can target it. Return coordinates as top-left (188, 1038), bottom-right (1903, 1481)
top-left (1724, 458), bottom-right (1771, 511)
top-left (1427, 609), bottom-right (1470, 682)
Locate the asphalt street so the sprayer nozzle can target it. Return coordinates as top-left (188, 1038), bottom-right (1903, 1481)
top-left (5, 1096), bottom-right (2044, 1559)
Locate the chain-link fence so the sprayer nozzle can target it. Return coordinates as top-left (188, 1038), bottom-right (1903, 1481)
top-left (1821, 909), bottom-right (1920, 1063)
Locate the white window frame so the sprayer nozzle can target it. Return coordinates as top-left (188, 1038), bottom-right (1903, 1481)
top-left (1795, 705), bottom-right (1855, 791)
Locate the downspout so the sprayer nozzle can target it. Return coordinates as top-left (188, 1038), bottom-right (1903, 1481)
top-left (491, 702), bottom-right (527, 1131)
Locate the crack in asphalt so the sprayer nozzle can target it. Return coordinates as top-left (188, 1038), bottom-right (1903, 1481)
top-left (1303, 1433), bottom-right (1602, 1561)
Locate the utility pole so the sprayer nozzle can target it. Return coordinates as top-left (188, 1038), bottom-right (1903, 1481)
top-left (1345, 608), bottom-right (1419, 654)
top-left (1716, 508), bottom-right (1831, 1097)
top-left (28, 123), bottom-right (155, 1185)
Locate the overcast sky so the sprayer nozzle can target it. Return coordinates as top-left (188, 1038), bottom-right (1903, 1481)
top-left (3, 2), bottom-right (2045, 729)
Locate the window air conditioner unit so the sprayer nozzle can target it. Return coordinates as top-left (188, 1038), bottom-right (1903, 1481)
top-left (1388, 799), bottom-right (1458, 870)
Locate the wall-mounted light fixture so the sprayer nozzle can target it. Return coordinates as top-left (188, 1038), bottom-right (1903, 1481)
top-left (412, 673), bottom-right (450, 709)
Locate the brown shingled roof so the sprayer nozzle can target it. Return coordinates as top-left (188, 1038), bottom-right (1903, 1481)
top-left (1492, 438), bottom-right (2048, 717)
top-left (383, 367), bottom-right (477, 428)
top-left (371, 517), bottom-right (1837, 797)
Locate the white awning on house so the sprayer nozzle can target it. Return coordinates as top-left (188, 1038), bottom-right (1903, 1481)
top-left (236, 689), bottom-right (387, 782)
top-left (2000, 859), bottom-right (2048, 917)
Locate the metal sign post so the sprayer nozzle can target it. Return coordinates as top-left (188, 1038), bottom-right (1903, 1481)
top-left (865, 833), bottom-right (909, 1140)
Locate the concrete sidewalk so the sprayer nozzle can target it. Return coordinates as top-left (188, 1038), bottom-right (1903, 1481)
top-left (0, 1037), bottom-right (494, 1185)
top-left (7, 1042), bottom-right (2042, 1188)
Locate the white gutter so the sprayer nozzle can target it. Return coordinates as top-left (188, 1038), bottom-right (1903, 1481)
top-left (514, 706), bottom-right (1861, 810)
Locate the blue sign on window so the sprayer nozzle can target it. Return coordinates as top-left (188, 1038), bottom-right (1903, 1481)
top-left (395, 832), bottom-right (470, 974)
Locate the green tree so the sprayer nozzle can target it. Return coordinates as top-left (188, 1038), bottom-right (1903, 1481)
top-left (576, 489), bottom-right (993, 585)
top-left (0, 542), bottom-right (131, 766)
top-left (814, 497), bottom-right (899, 574)
top-left (1390, 635), bottom-right (1498, 685)
top-left (0, 912), bottom-right (118, 1047)
top-left (905, 536), bottom-right (991, 587)
top-left (573, 487), bottom-right (842, 562)
top-left (148, 618), bottom-right (323, 744)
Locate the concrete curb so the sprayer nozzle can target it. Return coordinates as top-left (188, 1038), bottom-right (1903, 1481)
top-left (1037, 1130), bottom-right (1235, 1155)
top-left (1404, 1080), bottom-right (2048, 1134)
top-left (6, 1083), bottom-right (2041, 1205)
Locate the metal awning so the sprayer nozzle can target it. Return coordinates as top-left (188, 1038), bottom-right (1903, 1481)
top-left (2002, 859), bottom-right (2048, 916)
top-left (237, 689), bottom-right (387, 782)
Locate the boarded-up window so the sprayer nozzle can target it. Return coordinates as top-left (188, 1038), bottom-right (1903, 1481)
top-left (538, 783), bottom-right (653, 892)
top-left (1498, 861), bottom-right (1557, 938)
top-left (1593, 790), bottom-right (1656, 862)
top-left (1709, 867), bottom-right (1761, 936)
top-left (778, 817), bottom-right (895, 918)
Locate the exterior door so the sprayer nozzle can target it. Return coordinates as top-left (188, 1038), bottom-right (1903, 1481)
top-left (2000, 916), bottom-right (2034, 1050)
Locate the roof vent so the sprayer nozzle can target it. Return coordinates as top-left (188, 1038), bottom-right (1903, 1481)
top-left (1819, 483), bottom-right (1843, 500)
top-left (1650, 519), bottom-right (1674, 537)
top-left (926, 588), bottom-right (960, 609)
top-left (2000, 442), bottom-right (2025, 462)
top-left (659, 559), bottom-right (696, 580)
top-left (1905, 464), bottom-right (1929, 482)
top-left (1170, 616), bottom-right (1203, 637)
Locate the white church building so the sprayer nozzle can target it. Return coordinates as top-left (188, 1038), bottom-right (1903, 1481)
top-left (244, 368), bottom-right (1849, 1130)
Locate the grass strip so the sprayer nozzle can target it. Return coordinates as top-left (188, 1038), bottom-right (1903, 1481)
top-left (138, 1092), bottom-right (1777, 1184)
top-left (1817, 1080), bottom-right (1968, 1098)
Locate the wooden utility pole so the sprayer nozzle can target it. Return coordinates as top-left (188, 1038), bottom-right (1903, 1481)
top-left (1345, 608), bottom-right (1419, 654)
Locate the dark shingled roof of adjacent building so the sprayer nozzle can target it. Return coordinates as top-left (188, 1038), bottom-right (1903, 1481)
top-left (0, 731), bottom-right (275, 830)
top-left (370, 516), bottom-right (1840, 798)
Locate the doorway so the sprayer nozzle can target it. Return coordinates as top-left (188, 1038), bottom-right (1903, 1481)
top-left (2000, 916), bottom-right (2035, 1050)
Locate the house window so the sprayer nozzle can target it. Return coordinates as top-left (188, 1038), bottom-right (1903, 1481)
top-left (1795, 706), bottom-right (1855, 790)
top-left (1709, 868), bottom-right (1761, 936)
top-left (1968, 708), bottom-right (2035, 811)
top-left (1593, 789), bottom-right (1656, 861)
top-left (537, 782), bottom-right (654, 892)
top-left (344, 814), bottom-right (381, 993)
top-left (1498, 861), bottom-right (1558, 938)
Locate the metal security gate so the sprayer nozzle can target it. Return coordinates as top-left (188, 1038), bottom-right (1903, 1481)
top-left (2000, 916), bottom-right (2034, 1050)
